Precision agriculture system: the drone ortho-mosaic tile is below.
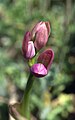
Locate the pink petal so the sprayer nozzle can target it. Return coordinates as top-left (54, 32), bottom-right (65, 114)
top-left (45, 21), bottom-right (51, 36)
top-left (31, 63), bottom-right (47, 77)
top-left (31, 21), bottom-right (50, 50)
top-left (34, 27), bottom-right (48, 50)
top-left (22, 31), bottom-right (31, 58)
top-left (26, 41), bottom-right (35, 59)
top-left (31, 22), bottom-right (43, 38)
top-left (38, 49), bottom-right (54, 71)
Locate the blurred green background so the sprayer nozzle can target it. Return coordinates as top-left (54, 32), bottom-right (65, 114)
top-left (0, 0), bottom-right (75, 120)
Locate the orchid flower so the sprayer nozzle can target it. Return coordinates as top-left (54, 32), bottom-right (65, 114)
top-left (31, 49), bottom-right (54, 77)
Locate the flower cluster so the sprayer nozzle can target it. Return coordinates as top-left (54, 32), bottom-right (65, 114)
top-left (22, 21), bottom-right (54, 77)
top-left (9, 22), bottom-right (54, 120)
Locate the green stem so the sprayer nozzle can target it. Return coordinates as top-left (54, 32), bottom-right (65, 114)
top-left (18, 73), bottom-right (34, 120)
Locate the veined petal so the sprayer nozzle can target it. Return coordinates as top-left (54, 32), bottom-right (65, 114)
top-left (38, 49), bottom-right (54, 71)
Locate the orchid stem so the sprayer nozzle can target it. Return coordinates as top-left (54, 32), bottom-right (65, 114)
top-left (19, 73), bottom-right (34, 120)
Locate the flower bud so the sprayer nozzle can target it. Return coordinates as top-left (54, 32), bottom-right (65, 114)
top-left (31, 21), bottom-right (50, 50)
top-left (22, 31), bottom-right (35, 59)
top-left (30, 63), bottom-right (47, 77)
top-left (38, 49), bottom-right (54, 71)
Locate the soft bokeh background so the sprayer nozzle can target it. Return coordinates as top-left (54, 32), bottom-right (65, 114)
top-left (0, 0), bottom-right (75, 120)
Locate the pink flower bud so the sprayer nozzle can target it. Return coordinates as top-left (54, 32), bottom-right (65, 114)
top-left (22, 31), bottom-right (35, 59)
top-left (38, 49), bottom-right (54, 71)
top-left (30, 63), bottom-right (47, 77)
top-left (31, 21), bottom-right (50, 50)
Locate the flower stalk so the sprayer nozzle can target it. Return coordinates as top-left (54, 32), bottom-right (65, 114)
top-left (9, 73), bottom-right (34, 120)
top-left (19, 73), bottom-right (34, 120)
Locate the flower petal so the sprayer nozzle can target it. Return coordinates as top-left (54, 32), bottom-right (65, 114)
top-left (38, 49), bottom-right (54, 71)
top-left (45, 21), bottom-right (51, 36)
top-left (34, 27), bottom-right (48, 50)
top-left (26, 41), bottom-right (35, 59)
top-left (22, 31), bottom-right (31, 58)
top-left (30, 63), bottom-right (47, 77)
top-left (31, 21), bottom-right (50, 50)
